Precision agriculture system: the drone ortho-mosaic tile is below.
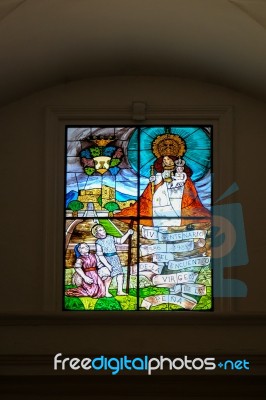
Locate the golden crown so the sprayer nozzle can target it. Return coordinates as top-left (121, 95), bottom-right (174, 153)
top-left (91, 136), bottom-right (114, 147)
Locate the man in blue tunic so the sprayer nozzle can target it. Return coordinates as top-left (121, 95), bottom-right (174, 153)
top-left (92, 224), bottom-right (134, 297)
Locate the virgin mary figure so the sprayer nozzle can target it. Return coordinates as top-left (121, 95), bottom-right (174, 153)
top-left (115, 130), bottom-right (211, 227)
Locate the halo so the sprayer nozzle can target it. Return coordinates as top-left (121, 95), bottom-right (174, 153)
top-left (152, 133), bottom-right (186, 158)
top-left (127, 127), bottom-right (211, 182)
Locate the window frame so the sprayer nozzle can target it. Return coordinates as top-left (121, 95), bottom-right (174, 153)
top-left (44, 104), bottom-right (234, 319)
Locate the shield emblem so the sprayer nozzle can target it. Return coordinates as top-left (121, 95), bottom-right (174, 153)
top-left (93, 156), bottom-right (111, 174)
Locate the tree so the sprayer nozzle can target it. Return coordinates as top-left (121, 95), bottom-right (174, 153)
top-left (104, 201), bottom-right (120, 217)
top-left (68, 200), bottom-right (84, 217)
top-left (97, 195), bottom-right (102, 207)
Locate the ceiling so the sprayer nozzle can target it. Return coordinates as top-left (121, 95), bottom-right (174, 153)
top-left (0, 0), bottom-right (266, 106)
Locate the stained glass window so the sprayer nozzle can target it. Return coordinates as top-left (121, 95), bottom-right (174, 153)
top-left (64, 126), bottom-right (212, 311)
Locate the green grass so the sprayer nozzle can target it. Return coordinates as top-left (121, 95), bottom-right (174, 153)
top-left (196, 266), bottom-right (212, 286)
top-left (95, 297), bottom-right (122, 310)
top-left (139, 286), bottom-right (169, 298)
top-left (64, 296), bottom-right (85, 310)
top-left (64, 283), bottom-right (212, 311)
top-left (115, 295), bottom-right (137, 310)
top-left (65, 284), bottom-right (77, 290)
top-left (193, 286), bottom-right (212, 310)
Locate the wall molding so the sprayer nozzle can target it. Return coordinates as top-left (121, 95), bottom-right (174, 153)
top-left (0, 313), bottom-right (264, 326)
top-left (0, 377), bottom-right (265, 399)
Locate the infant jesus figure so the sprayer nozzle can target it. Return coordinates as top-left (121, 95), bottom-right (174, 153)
top-left (170, 157), bottom-right (187, 189)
